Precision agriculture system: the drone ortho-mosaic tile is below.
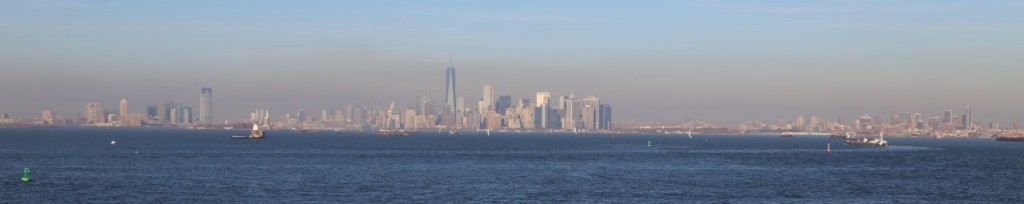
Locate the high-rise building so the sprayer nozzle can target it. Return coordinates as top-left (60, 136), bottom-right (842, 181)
top-left (535, 92), bottom-right (551, 107)
top-left (943, 109), bottom-right (953, 123)
top-left (199, 88), bottom-right (213, 124)
top-left (581, 96), bottom-right (600, 130)
top-left (444, 66), bottom-right (457, 116)
top-left (417, 94), bottom-right (433, 116)
top-left (182, 107), bottom-right (193, 124)
top-left (496, 96), bottom-right (512, 116)
top-left (160, 100), bottom-right (175, 124)
top-left (482, 85), bottom-right (494, 112)
top-left (119, 98), bottom-right (128, 122)
top-left (146, 105), bottom-right (158, 120)
top-left (562, 94), bottom-right (580, 130)
top-left (599, 104), bottom-right (612, 130)
top-left (84, 102), bottom-right (105, 124)
top-left (963, 106), bottom-right (972, 130)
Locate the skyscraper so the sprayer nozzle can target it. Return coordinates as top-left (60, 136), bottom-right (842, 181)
top-left (599, 104), bottom-right (612, 130)
top-left (482, 85), bottom-right (494, 112)
top-left (535, 91), bottom-right (551, 107)
top-left (84, 102), bottom-right (105, 124)
top-left (581, 96), bottom-right (600, 130)
top-left (146, 105), bottom-right (158, 119)
top-left (199, 88), bottom-right (213, 125)
top-left (963, 106), bottom-right (972, 130)
top-left (495, 96), bottom-right (512, 116)
top-left (444, 66), bottom-right (457, 115)
top-left (119, 98), bottom-right (128, 122)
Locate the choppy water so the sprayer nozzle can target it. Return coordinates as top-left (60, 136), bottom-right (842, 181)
top-left (2, 128), bottom-right (1023, 203)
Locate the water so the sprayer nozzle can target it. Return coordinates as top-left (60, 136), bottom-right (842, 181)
top-left (2, 128), bottom-right (1023, 203)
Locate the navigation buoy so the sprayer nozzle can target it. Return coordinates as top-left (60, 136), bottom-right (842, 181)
top-left (20, 168), bottom-right (30, 182)
top-left (827, 143), bottom-right (832, 154)
top-left (647, 141), bottom-right (652, 147)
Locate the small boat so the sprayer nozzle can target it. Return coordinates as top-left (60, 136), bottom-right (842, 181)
top-left (781, 132), bottom-right (794, 137)
top-left (687, 131), bottom-right (693, 139)
top-left (110, 140), bottom-right (116, 145)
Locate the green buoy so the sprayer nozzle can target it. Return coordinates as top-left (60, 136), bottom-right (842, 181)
top-left (647, 141), bottom-right (652, 147)
top-left (20, 168), bottom-right (30, 182)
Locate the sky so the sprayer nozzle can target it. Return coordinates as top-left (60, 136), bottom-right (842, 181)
top-left (1, 0), bottom-right (1022, 125)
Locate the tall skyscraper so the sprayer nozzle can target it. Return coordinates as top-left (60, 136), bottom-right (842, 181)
top-left (535, 91), bottom-right (551, 107)
top-left (943, 109), bottom-right (953, 123)
top-left (119, 98), bottom-right (128, 122)
top-left (444, 66), bottom-right (457, 115)
top-left (482, 85), bottom-right (494, 112)
top-left (199, 88), bottom-right (213, 125)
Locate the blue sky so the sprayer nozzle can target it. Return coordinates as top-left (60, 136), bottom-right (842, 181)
top-left (1, 0), bottom-right (1022, 124)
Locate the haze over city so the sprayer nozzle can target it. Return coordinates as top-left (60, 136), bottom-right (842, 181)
top-left (2, 0), bottom-right (1022, 124)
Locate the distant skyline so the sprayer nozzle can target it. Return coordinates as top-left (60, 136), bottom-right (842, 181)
top-left (1, 1), bottom-right (1023, 124)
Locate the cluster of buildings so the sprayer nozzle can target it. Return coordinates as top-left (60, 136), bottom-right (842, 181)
top-left (624, 106), bottom-right (1009, 138)
top-left (250, 66), bottom-right (614, 132)
top-left (3, 88), bottom-right (215, 127)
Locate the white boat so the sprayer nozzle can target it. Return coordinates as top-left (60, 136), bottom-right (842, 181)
top-left (110, 140), bottom-right (116, 145)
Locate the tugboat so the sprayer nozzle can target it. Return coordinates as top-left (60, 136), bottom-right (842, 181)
top-left (846, 131), bottom-right (888, 146)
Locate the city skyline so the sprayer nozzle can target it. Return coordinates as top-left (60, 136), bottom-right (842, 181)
top-left (1, 1), bottom-right (1023, 123)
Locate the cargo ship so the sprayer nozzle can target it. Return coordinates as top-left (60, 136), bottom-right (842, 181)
top-left (846, 131), bottom-right (888, 146)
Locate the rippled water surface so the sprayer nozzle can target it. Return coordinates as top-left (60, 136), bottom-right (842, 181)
top-left (2, 128), bottom-right (1023, 203)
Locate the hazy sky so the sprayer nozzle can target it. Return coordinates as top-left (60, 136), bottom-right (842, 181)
top-left (1, 0), bottom-right (1022, 124)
